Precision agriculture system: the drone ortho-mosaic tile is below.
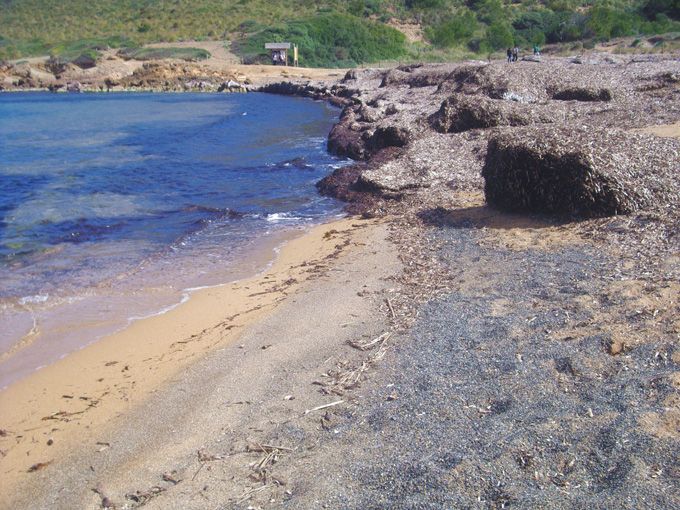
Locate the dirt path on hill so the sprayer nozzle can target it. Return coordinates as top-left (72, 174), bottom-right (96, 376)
top-left (145, 40), bottom-right (241, 66)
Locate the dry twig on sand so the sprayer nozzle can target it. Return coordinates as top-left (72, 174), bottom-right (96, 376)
top-left (235, 484), bottom-right (272, 504)
top-left (304, 400), bottom-right (345, 415)
top-left (349, 331), bottom-right (392, 351)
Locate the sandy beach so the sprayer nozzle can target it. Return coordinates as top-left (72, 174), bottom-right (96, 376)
top-left (0, 216), bottom-right (398, 506)
top-left (1, 52), bottom-right (678, 508)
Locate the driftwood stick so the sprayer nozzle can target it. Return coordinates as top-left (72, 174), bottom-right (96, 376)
top-left (260, 443), bottom-right (294, 452)
top-left (386, 298), bottom-right (396, 318)
top-left (236, 484), bottom-right (271, 504)
top-left (349, 331), bottom-right (391, 351)
top-left (304, 400), bottom-right (344, 415)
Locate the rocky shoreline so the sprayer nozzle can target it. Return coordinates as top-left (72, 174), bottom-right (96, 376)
top-left (1, 59), bottom-right (250, 93)
top-left (250, 54), bottom-right (680, 507)
top-left (310, 54), bottom-right (679, 216)
top-left (264, 54), bottom-right (680, 283)
top-left (1, 53), bottom-right (678, 508)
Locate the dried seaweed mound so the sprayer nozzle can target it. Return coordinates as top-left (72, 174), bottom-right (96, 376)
top-left (366, 126), bottom-right (411, 151)
top-left (637, 71), bottom-right (680, 93)
top-left (380, 69), bottom-right (410, 88)
top-left (553, 87), bottom-right (613, 101)
top-left (438, 64), bottom-right (508, 98)
top-left (380, 66), bottom-right (452, 89)
top-left (482, 125), bottom-right (680, 218)
top-left (431, 94), bottom-right (535, 133)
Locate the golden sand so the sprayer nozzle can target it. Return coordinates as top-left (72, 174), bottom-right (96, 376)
top-left (0, 217), bottom-right (369, 491)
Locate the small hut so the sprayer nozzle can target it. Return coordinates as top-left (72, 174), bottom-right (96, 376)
top-left (265, 42), bottom-right (298, 66)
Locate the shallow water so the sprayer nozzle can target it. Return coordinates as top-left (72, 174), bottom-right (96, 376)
top-left (0, 92), bottom-right (346, 387)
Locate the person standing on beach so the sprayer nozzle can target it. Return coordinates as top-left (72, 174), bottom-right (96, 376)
top-left (533, 44), bottom-right (540, 56)
top-left (507, 48), bottom-right (512, 62)
top-left (512, 46), bottom-right (519, 62)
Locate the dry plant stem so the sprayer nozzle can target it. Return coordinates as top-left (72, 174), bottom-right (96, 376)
top-left (304, 400), bottom-right (345, 415)
top-left (236, 484), bottom-right (272, 504)
top-left (349, 331), bottom-right (392, 351)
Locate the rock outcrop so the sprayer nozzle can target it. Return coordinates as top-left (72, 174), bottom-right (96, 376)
top-left (66, 81), bottom-right (82, 93)
top-left (120, 62), bottom-right (246, 92)
top-left (262, 55), bottom-right (680, 224)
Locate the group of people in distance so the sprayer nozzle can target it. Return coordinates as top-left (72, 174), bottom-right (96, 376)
top-left (507, 44), bottom-right (541, 62)
top-left (271, 50), bottom-right (286, 65)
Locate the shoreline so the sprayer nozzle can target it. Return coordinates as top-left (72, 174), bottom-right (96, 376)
top-left (1, 52), bottom-right (349, 94)
top-left (0, 90), bottom-right (347, 389)
top-left (0, 215), bottom-right (377, 497)
top-left (2, 53), bottom-right (678, 507)
top-left (0, 223), bottom-right (320, 390)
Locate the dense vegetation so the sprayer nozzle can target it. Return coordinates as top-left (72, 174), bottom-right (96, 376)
top-left (422, 0), bottom-right (680, 52)
top-left (0, 0), bottom-right (678, 64)
top-left (237, 13), bottom-right (406, 67)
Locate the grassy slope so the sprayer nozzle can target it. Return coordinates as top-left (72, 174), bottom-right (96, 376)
top-left (0, 0), bottom-right (327, 44)
top-left (0, 0), bottom-right (677, 64)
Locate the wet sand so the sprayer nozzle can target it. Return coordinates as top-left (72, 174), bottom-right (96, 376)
top-left (0, 216), bottom-right (393, 505)
top-left (0, 227), bottom-right (300, 390)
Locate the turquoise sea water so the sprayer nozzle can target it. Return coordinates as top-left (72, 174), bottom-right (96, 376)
top-left (0, 92), bottom-right (346, 387)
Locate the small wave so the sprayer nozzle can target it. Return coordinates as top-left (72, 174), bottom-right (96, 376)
top-left (327, 162), bottom-right (350, 170)
top-left (18, 293), bottom-right (49, 306)
top-left (266, 212), bottom-right (304, 223)
top-left (265, 157), bottom-right (315, 171)
top-left (127, 293), bottom-right (190, 321)
top-left (169, 206), bottom-right (251, 251)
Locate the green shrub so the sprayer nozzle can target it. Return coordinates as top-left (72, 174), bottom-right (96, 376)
top-left (513, 9), bottom-right (590, 44)
top-left (430, 10), bottom-right (478, 47)
top-left (348, 0), bottom-right (385, 17)
top-left (640, 13), bottom-right (680, 34)
top-left (642, 0), bottom-right (680, 20)
top-left (486, 20), bottom-right (514, 49)
top-left (472, 0), bottom-right (507, 24)
top-left (467, 37), bottom-right (490, 53)
top-left (238, 20), bottom-right (263, 33)
top-left (587, 4), bottom-right (637, 40)
top-left (406, 0), bottom-right (446, 9)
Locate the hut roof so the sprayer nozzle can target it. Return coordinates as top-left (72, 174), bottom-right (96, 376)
top-left (265, 42), bottom-right (291, 50)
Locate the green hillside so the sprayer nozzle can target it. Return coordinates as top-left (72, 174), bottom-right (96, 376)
top-left (0, 0), bottom-right (678, 64)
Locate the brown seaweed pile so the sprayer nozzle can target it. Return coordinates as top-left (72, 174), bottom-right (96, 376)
top-left (482, 125), bottom-right (680, 218)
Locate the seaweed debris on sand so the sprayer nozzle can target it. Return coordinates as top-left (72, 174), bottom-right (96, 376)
top-left (249, 54), bottom-right (679, 508)
top-left (2, 54), bottom-right (678, 509)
